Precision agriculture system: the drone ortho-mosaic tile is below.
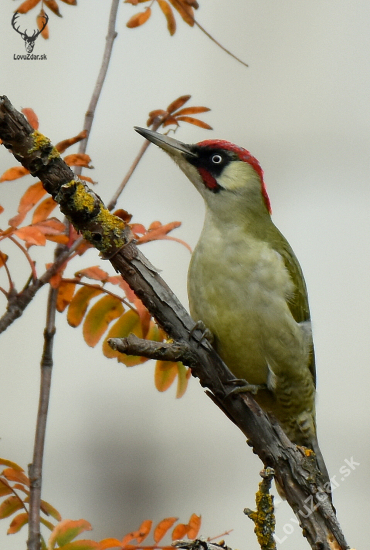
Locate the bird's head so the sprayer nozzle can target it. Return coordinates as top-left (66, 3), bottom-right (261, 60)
top-left (135, 127), bottom-right (271, 218)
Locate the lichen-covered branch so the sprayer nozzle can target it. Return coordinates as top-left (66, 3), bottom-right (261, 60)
top-left (0, 96), bottom-right (349, 550)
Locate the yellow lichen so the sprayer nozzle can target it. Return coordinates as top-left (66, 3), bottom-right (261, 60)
top-left (28, 130), bottom-right (51, 153)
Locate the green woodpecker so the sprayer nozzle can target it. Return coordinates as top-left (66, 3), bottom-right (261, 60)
top-left (135, 127), bottom-right (330, 494)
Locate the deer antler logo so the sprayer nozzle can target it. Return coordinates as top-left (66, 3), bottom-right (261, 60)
top-left (11, 12), bottom-right (48, 53)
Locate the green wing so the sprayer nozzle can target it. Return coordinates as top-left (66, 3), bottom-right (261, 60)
top-left (270, 225), bottom-right (316, 385)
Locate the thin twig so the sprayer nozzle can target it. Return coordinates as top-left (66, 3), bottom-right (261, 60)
top-left (75, 0), bottom-right (120, 174)
top-left (27, 285), bottom-right (58, 550)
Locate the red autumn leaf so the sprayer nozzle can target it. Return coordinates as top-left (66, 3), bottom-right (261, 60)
top-left (154, 517), bottom-right (178, 543)
top-left (48, 518), bottom-right (92, 548)
top-left (0, 496), bottom-right (23, 519)
top-left (2, 468), bottom-right (29, 486)
top-left (78, 175), bottom-right (96, 185)
top-left (187, 513), bottom-right (201, 538)
top-left (33, 218), bottom-right (66, 235)
top-left (55, 130), bottom-right (88, 154)
top-left (157, 0), bottom-right (176, 35)
top-left (126, 8), bottom-right (152, 28)
top-left (16, 0), bottom-right (41, 14)
top-left (136, 221), bottom-right (191, 252)
top-left (75, 266), bottom-right (109, 282)
top-left (176, 116), bottom-right (212, 129)
top-left (7, 512), bottom-right (28, 535)
top-left (0, 205), bottom-right (4, 214)
top-left (168, 0), bottom-right (194, 26)
top-left (56, 281), bottom-right (76, 312)
top-left (121, 519), bottom-right (153, 546)
top-left (166, 95), bottom-right (190, 114)
top-left (32, 196), bottom-right (58, 224)
top-left (67, 286), bottom-right (104, 327)
top-left (175, 106), bottom-right (210, 116)
top-left (103, 309), bottom-right (146, 366)
top-left (0, 166), bottom-right (29, 183)
top-left (113, 209), bottom-right (132, 223)
top-left (83, 295), bottom-right (124, 348)
top-left (37, 9), bottom-right (49, 39)
top-left (9, 181), bottom-right (46, 227)
top-left (21, 108), bottom-right (39, 129)
top-left (64, 153), bottom-right (92, 168)
top-left (44, 0), bottom-right (61, 17)
top-left (14, 225), bottom-right (46, 246)
top-left (60, 0), bottom-right (77, 5)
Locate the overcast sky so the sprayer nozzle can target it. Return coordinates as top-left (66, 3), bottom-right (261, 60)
top-left (1, 2), bottom-right (369, 549)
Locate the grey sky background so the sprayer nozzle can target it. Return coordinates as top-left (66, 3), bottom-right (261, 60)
top-left (0, 1), bottom-right (369, 549)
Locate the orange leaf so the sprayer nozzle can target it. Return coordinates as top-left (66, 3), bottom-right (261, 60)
top-left (0, 166), bottom-right (29, 183)
top-left (187, 513), bottom-right (201, 538)
top-left (157, 0), bottom-right (176, 35)
top-left (78, 175), bottom-right (96, 185)
top-left (37, 9), bottom-right (49, 38)
top-left (168, 0), bottom-right (194, 26)
top-left (0, 205), bottom-right (3, 214)
top-left (176, 116), bottom-right (212, 129)
top-left (32, 196), bottom-right (58, 224)
top-left (16, 0), bottom-right (41, 14)
top-left (0, 458), bottom-right (24, 471)
top-left (0, 485), bottom-right (12, 498)
top-left (166, 95), bottom-right (190, 114)
top-left (21, 108), bottom-right (39, 129)
top-left (99, 538), bottom-right (122, 550)
top-left (14, 225), bottom-right (46, 246)
top-left (135, 519), bottom-right (153, 543)
top-left (40, 499), bottom-right (62, 521)
top-left (67, 286), bottom-right (103, 327)
top-left (172, 523), bottom-right (189, 540)
top-left (83, 295), bottom-right (124, 348)
top-left (103, 309), bottom-right (145, 366)
top-left (48, 518), bottom-right (92, 548)
top-left (0, 496), bottom-right (23, 519)
top-left (33, 218), bottom-right (66, 235)
top-left (155, 361), bottom-right (178, 392)
top-left (154, 517), bottom-right (178, 543)
top-left (162, 116), bottom-right (179, 128)
top-left (60, 0), bottom-right (77, 4)
top-left (0, 251), bottom-right (8, 267)
top-left (126, 7), bottom-right (152, 28)
top-left (55, 130), bottom-right (88, 154)
top-left (7, 512), bottom-right (28, 535)
top-left (56, 281), bottom-right (76, 312)
top-left (9, 181), bottom-right (46, 227)
top-left (75, 266), bottom-right (109, 282)
top-left (147, 109), bottom-right (167, 127)
top-left (44, 0), bottom-right (61, 17)
top-left (63, 153), bottom-right (92, 168)
top-left (2, 468), bottom-right (29, 486)
top-left (176, 362), bottom-right (191, 398)
top-left (175, 106), bottom-right (210, 116)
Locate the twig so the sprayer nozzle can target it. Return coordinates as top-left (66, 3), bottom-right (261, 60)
top-left (27, 285), bottom-right (57, 550)
top-left (75, 0), bottom-right (120, 175)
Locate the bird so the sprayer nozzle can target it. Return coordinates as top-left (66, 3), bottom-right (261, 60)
top-left (135, 126), bottom-right (331, 495)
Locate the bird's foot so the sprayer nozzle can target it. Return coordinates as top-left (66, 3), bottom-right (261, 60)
top-left (226, 379), bottom-right (267, 396)
top-left (189, 320), bottom-right (214, 344)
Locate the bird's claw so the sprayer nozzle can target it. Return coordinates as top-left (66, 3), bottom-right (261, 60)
top-left (189, 320), bottom-right (214, 344)
top-left (226, 379), bottom-right (267, 396)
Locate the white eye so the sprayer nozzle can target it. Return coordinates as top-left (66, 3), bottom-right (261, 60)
top-left (211, 154), bottom-right (222, 164)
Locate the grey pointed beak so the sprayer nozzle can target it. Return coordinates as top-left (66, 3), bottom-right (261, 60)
top-left (134, 127), bottom-right (197, 158)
